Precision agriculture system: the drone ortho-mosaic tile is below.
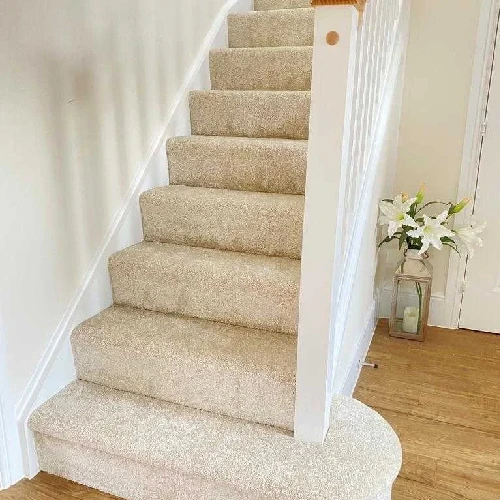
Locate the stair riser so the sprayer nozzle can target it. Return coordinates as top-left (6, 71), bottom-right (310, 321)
top-left (140, 187), bottom-right (304, 259)
top-left (35, 434), bottom-right (265, 500)
top-left (210, 48), bottom-right (312, 91)
top-left (228, 10), bottom-right (314, 48)
top-left (190, 91), bottom-right (310, 140)
top-left (109, 245), bottom-right (300, 334)
top-left (73, 338), bottom-right (295, 431)
top-left (35, 433), bottom-right (394, 500)
top-left (254, 0), bottom-right (312, 9)
top-left (167, 137), bottom-right (307, 195)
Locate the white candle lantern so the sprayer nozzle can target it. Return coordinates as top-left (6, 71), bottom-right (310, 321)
top-left (389, 250), bottom-right (433, 342)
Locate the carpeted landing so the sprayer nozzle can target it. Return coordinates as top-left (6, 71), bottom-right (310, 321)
top-left (30, 1), bottom-right (401, 498)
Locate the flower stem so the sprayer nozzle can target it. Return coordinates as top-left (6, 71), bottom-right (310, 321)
top-left (416, 282), bottom-right (423, 334)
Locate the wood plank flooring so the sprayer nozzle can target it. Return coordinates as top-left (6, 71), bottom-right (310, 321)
top-left (355, 323), bottom-right (500, 500)
top-left (1, 324), bottom-right (498, 499)
top-left (0, 472), bottom-right (119, 499)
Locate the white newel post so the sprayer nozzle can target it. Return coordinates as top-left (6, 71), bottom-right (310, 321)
top-left (295, 5), bottom-right (359, 443)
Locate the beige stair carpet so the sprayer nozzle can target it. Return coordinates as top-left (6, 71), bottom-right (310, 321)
top-left (254, 0), bottom-right (312, 10)
top-left (167, 136), bottom-right (307, 194)
top-left (72, 306), bottom-right (297, 430)
top-left (210, 47), bottom-right (313, 91)
top-left (140, 185), bottom-right (304, 258)
top-left (30, 2), bottom-right (401, 499)
top-left (109, 242), bottom-right (300, 335)
top-left (30, 381), bottom-right (402, 500)
top-left (228, 9), bottom-right (314, 48)
top-left (189, 90), bottom-right (311, 139)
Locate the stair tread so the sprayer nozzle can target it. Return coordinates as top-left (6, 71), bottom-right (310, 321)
top-left (167, 135), bottom-right (307, 195)
top-left (211, 46), bottom-right (313, 52)
top-left (254, 0), bottom-right (312, 10)
top-left (109, 242), bottom-right (300, 334)
top-left (191, 88), bottom-right (311, 95)
top-left (30, 381), bottom-right (402, 500)
top-left (73, 305), bottom-right (296, 430)
top-left (228, 8), bottom-right (314, 48)
top-left (140, 185), bottom-right (304, 258)
top-left (74, 305), bottom-right (296, 380)
top-left (169, 134), bottom-right (308, 148)
top-left (210, 46), bottom-right (312, 91)
top-left (189, 90), bottom-right (310, 140)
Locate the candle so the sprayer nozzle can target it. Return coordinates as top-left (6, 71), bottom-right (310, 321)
top-left (403, 307), bottom-right (419, 334)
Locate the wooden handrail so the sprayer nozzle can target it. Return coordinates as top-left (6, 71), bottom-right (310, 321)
top-left (310, 0), bottom-right (367, 14)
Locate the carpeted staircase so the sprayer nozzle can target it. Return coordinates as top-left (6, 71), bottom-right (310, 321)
top-left (29, 1), bottom-right (402, 498)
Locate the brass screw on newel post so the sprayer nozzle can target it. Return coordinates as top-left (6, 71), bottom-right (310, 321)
top-left (326, 31), bottom-right (340, 45)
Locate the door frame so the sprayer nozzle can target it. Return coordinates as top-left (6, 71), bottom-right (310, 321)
top-left (445, 0), bottom-right (500, 328)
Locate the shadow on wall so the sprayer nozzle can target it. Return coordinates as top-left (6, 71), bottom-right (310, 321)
top-left (41, 1), bottom-right (166, 275)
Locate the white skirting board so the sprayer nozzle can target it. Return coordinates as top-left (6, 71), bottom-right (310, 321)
top-left (0, 317), bottom-right (24, 489)
top-left (338, 300), bottom-right (377, 398)
top-left (4, 0), bottom-right (252, 486)
top-left (0, 399), bottom-right (23, 491)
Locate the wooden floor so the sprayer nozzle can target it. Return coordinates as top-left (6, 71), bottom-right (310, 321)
top-left (1, 324), bottom-right (498, 499)
top-left (356, 323), bottom-right (500, 500)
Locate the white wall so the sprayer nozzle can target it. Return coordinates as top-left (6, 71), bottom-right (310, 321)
top-left (0, 0), bottom-right (229, 408)
top-left (378, 0), bottom-right (483, 325)
top-left (0, 0), bottom-right (240, 483)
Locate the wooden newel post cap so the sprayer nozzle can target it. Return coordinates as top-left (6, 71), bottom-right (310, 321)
top-left (310, 0), bottom-right (367, 13)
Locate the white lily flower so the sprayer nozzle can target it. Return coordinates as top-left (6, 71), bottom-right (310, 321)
top-left (379, 194), bottom-right (418, 237)
top-left (453, 222), bottom-right (486, 257)
top-left (407, 211), bottom-right (454, 254)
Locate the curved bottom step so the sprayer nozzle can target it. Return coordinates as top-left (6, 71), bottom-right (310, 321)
top-left (36, 434), bottom-right (394, 500)
top-left (30, 382), bottom-right (401, 500)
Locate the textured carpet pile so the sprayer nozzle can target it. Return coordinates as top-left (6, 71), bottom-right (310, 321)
top-left (30, 2), bottom-right (402, 498)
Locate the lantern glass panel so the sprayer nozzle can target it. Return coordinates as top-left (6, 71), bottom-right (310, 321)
top-left (389, 250), bottom-right (433, 341)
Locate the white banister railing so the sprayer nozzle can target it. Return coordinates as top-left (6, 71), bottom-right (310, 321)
top-left (295, 0), bottom-right (409, 443)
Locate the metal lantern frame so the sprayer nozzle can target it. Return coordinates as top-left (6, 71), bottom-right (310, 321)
top-left (389, 251), bottom-right (433, 342)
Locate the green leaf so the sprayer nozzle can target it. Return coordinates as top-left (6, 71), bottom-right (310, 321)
top-left (378, 233), bottom-right (402, 248)
top-left (449, 198), bottom-right (471, 215)
top-left (443, 241), bottom-right (460, 255)
top-left (415, 185), bottom-right (425, 205)
top-left (378, 237), bottom-right (392, 248)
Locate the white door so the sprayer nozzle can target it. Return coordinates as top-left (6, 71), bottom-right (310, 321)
top-left (459, 28), bottom-right (500, 333)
